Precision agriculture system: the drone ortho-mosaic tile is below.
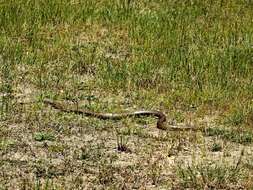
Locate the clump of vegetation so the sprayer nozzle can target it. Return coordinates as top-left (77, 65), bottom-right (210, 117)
top-left (204, 127), bottom-right (253, 145)
top-left (34, 132), bottom-right (55, 142)
top-left (175, 150), bottom-right (247, 189)
top-left (210, 142), bottom-right (222, 152)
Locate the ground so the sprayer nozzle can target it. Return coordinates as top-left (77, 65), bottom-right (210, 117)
top-left (0, 0), bottom-right (253, 189)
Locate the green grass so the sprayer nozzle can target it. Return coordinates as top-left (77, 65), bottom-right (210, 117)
top-left (0, 0), bottom-right (253, 189)
top-left (204, 127), bottom-right (253, 145)
top-left (34, 132), bottom-right (55, 142)
top-left (0, 0), bottom-right (252, 117)
top-left (175, 153), bottom-right (246, 189)
top-left (0, 139), bottom-right (16, 151)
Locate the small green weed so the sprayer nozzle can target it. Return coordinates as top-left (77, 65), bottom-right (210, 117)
top-left (34, 132), bottom-right (55, 142)
top-left (0, 139), bottom-right (16, 150)
top-left (210, 142), bottom-right (222, 152)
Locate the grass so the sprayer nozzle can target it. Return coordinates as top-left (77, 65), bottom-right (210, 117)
top-left (34, 132), bottom-right (55, 142)
top-left (0, 0), bottom-right (253, 189)
top-left (175, 155), bottom-right (247, 189)
top-left (204, 127), bottom-right (253, 145)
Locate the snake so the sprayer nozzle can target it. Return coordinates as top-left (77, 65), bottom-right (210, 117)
top-left (43, 99), bottom-right (199, 131)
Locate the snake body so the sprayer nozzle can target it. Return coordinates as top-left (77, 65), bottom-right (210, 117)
top-left (43, 99), bottom-right (199, 131)
top-left (43, 99), bottom-right (167, 130)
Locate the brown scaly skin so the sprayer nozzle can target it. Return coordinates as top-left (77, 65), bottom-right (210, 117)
top-left (43, 99), bottom-right (200, 131)
top-left (43, 99), bottom-right (168, 130)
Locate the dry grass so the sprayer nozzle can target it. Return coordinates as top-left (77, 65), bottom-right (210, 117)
top-left (1, 0), bottom-right (253, 189)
